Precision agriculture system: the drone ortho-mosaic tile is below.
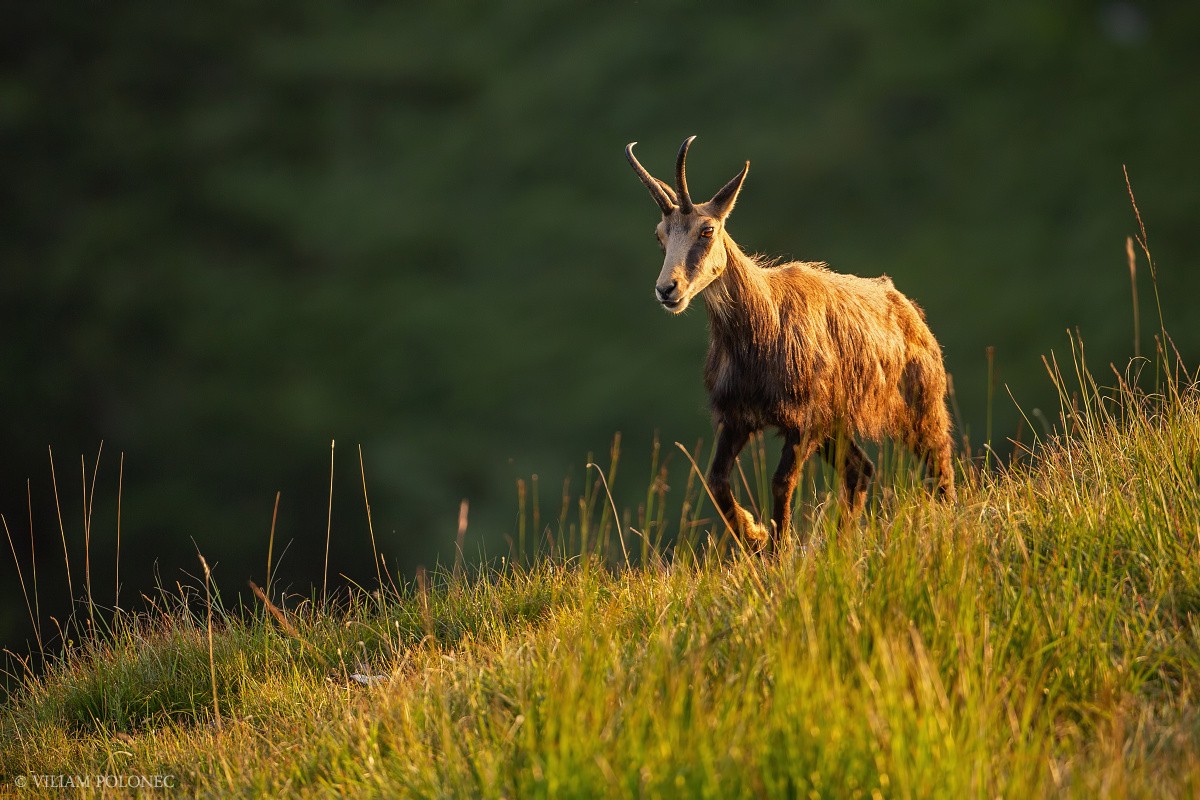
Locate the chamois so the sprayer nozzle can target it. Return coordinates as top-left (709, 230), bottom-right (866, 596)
top-left (625, 136), bottom-right (955, 545)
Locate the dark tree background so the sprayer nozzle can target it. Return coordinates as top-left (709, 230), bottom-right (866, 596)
top-left (3, 2), bottom-right (1197, 653)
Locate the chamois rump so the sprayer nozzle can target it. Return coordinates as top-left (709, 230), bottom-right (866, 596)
top-left (626, 136), bottom-right (955, 546)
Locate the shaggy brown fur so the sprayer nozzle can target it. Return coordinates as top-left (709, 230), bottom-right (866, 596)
top-left (626, 136), bottom-right (956, 545)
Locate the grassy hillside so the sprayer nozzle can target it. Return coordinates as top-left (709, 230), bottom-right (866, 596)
top-left (4, 343), bottom-right (1199, 797)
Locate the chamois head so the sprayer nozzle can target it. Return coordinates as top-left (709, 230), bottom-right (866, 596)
top-left (626, 136), bottom-right (749, 314)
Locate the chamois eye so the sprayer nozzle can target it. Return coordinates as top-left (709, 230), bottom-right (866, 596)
top-left (700, 227), bottom-right (715, 239)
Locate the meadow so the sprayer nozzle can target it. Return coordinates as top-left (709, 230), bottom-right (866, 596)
top-left (5, 6), bottom-right (1199, 796)
top-left (4, 245), bottom-right (1200, 798)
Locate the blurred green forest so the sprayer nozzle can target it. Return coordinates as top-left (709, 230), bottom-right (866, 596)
top-left (3, 3), bottom-right (1198, 648)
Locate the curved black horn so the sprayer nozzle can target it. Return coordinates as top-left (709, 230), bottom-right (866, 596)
top-left (625, 142), bottom-right (675, 214)
top-left (675, 135), bottom-right (697, 213)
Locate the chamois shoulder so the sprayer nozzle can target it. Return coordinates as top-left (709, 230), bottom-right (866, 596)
top-left (766, 259), bottom-right (899, 299)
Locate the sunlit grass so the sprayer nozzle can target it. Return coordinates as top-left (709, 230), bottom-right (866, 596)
top-left (3, 356), bottom-right (1199, 797)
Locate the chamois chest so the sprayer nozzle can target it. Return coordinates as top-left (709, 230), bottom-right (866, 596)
top-left (704, 334), bottom-right (803, 430)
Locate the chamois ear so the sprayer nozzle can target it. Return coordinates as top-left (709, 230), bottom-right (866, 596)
top-left (707, 161), bottom-right (749, 219)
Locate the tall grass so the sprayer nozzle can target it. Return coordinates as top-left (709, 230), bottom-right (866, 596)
top-left (3, 206), bottom-right (1199, 797)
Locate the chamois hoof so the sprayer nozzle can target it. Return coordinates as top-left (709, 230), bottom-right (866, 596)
top-left (732, 507), bottom-right (771, 550)
top-left (748, 523), bottom-right (771, 550)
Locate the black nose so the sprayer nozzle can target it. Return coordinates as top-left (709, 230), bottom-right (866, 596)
top-left (656, 280), bottom-right (678, 301)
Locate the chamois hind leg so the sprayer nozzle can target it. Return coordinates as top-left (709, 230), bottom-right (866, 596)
top-left (709, 423), bottom-right (768, 547)
top-left (918, 433), bottom-right (957, 502)
top-left (771, 431), bottom-right (820, 544)
top-left (821, 437), bottom-right (875, 521)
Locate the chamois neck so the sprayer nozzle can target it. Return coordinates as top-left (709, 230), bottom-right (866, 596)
top-left (704, 232), bottom-right (775, 329)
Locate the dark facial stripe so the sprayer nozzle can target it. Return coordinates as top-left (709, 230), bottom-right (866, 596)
top-left (685, 237), bottom-right (714, 273)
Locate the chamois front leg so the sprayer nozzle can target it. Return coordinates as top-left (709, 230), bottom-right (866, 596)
top-left (709, 424), bottom-right (768, 547)
top-left (771, 431), bottom-right (819, 543)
